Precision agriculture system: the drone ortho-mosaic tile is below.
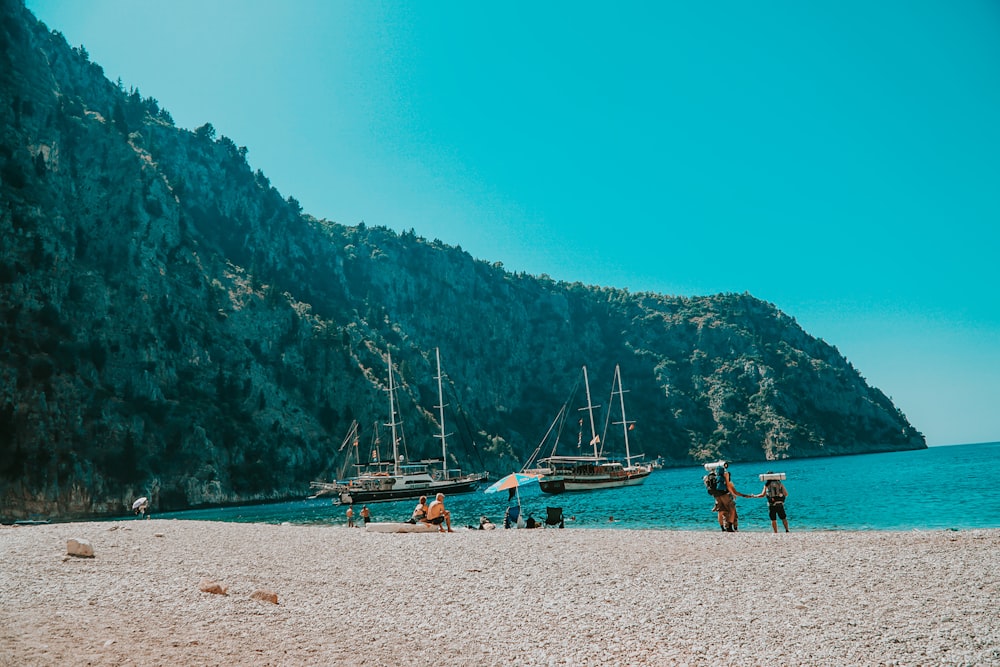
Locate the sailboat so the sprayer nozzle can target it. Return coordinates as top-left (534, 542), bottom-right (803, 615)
top-left (310, 348), bottom-right (488, 504)
top-left (535, 364), bottom-right (652, 494)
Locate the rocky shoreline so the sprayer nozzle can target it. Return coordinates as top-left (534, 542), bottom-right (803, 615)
top-left (2, 520), bottom-right (997, 666)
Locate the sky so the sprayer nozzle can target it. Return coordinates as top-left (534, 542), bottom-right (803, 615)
top-left (25, 0), bottom-right (1000, 447)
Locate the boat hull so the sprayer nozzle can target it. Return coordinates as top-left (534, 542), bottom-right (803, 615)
top-left (337, 477), bottom-right (484, 504)
top-left (539, 468), bottom-right (652, 494)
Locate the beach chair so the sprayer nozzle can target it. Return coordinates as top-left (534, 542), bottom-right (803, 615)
top-left (544, 507), bottom-right (564, 528)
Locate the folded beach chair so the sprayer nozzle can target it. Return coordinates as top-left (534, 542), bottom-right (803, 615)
top-left (544, 507), bottom-right (564, 528)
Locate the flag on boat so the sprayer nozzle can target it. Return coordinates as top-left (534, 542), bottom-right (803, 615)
top-left (484, 472), bottom-right (541, 494)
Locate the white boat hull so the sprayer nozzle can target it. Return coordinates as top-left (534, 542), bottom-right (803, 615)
top-left (562, 471), bottom-right (650, 492)
top-left (540, 466), bottom-right (652, 494)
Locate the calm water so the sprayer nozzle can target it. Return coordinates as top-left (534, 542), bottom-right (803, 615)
top-left (156, 442), bottom-right (1000, 532)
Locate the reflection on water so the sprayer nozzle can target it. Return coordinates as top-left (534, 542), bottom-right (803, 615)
top-left (155, 442), bottom-right (1000, 532)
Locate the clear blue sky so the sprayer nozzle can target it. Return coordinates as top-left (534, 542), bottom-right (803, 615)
top-left (26, 0), bottom-right (1000, 446)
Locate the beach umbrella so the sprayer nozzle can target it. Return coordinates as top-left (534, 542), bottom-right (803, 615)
top-left (131, 497), bottom-right (148, 510)
top-left (485, 473), bottom-right (540, 527)
top-left (484, 472), bottom-right (540, 494)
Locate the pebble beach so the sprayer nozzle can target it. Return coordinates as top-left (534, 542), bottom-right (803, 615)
top-left (2, 520), bottom-right (998, 666)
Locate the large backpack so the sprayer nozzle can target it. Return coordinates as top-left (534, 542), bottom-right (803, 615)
top-left (704, 465), bottom-right (729, 497)
top-left (764, 480), bottom-right (785, 502)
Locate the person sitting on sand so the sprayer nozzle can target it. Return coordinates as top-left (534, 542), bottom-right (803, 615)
top-left (426, 493), bottom-right (453, 532)
top-left (406, 496), bottom-right (429, 524)
top-left (753, 473), bottom-right (790, 533)
top-left (478, 516), bottom-right (496, 530)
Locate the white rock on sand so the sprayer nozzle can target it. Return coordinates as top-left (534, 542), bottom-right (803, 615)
top-left (1, 521), bottom-right (997, 666)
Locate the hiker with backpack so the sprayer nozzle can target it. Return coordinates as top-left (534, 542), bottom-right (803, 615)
top-left (703, 461), bottom-right (753, 532)
top-left (753, 472), bottom-right (790, 533)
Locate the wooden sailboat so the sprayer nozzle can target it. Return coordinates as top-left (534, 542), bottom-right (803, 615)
top-left (536, 364), bottom-right (652, 494)
top-left (310, 348), bottom-right (488, 504)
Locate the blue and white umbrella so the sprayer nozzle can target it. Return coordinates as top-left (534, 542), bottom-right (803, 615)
top-left (484, 472), bottom-right (540, 494)
top-left (485, 473), bottom-right (540, 528)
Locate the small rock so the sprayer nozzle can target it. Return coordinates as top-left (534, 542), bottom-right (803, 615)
top-left (250, 589), bottom-right (279, 604)
top-left (66, 538), bottom-right (94, 558)
top-left (199, 578), bottom-right (228, 595)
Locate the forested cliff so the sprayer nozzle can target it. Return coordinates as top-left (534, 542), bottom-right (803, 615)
top-left (0, 1), bottom-right (924, 520)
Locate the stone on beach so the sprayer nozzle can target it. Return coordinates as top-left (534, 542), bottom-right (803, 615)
top-left (198, 578), bottom-right (227, 595)
top-left (250, 589), bottom-right (279, 604)
top-left (5, 520), bottom-right (998, 666)
top-left (65, 538), bottom-right (94, 558)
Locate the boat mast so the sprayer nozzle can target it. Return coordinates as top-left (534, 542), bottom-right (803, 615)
top-left (612, 364), bottom-right (635, 464)
top-left (434, 347), bottom-right (450, 480)
top-left (336, 420), bottom-right (360, 480)
top-left (386, 352), bottom-right (402, 476)
top-left (581, 365), bottom-right (599, 458)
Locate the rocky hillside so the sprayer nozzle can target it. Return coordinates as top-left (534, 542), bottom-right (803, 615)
top-left (0, 1), bottom-right (924, 520)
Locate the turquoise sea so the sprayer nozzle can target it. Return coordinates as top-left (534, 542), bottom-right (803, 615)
top-left (156, 442), bottom-right (1000, 532)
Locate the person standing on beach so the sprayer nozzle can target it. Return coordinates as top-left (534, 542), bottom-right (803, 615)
top-left (360, 505), bottom-right (371, 525)
top-left (754, 474), bottom-right (790, 533)
top-left (710, 462), bottom-right (753, 532)
top-left (426, 493), bottom-right (453, 532)
top-left (346, 505), bottom-right (354, 528)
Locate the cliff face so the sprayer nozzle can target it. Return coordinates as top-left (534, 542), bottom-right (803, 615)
top-left (0, 1), bottom-right (924, 520)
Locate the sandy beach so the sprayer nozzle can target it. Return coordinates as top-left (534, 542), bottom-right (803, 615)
top-left (1, 520), bottom-right (997, 666)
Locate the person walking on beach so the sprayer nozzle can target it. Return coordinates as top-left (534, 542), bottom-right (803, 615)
top-left (754, 474), bottom-right (790, 533)
top-left (426, 493), bottom-right (453, 532)
top-left (346, 505), bottom-right (354, 528)
top-left (707, 462), bottom-right (753, 532)
top-left (360, 505), bottom-right (371, 525)
top-left (132, 497), bottom-right (149, 519)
